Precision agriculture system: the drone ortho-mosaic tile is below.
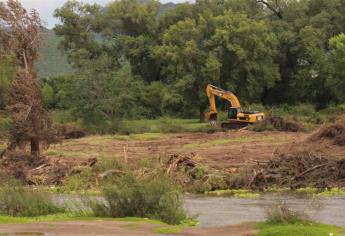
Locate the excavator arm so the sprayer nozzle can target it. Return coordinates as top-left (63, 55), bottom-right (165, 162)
top-left (205, 84), bottom-right (241, 122)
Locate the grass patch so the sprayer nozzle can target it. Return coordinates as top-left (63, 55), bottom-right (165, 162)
top-left (183, 136), bottom-right (276, 149)
top-left (316, 188), bottom-right (345, 197)
top-left (205, 189), bottom-right (260, 198)
top-left (257, 222), bottom-right (342, 236)
top-left (113, 133), bottom-right (161, 141)
top-left (295, 187), bottom-right (345, 196)
top-left (295, 187), bottom-right (318, 195)
top-left (153, 226), bottom-right (184, 234)
top-left (0, 214), bottom-right (167, 225)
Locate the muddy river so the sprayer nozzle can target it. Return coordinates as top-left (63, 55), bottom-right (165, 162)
top-left (55, 193), bottom-right (345, 227)
top-left (184, 193), bottom-right (345, 227)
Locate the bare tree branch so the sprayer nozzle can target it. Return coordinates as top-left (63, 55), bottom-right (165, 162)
top-left (257, 0), bottom-right (283, 19)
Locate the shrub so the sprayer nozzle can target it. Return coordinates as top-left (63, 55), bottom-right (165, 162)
top-left (86, 174), bottom-right (188, 224)
top-left (265, 200), bottom-right (309, 224)
top-left (63, 159), bottom-right (127, 192)
top-left (0, 185), bottom-right (64, 217)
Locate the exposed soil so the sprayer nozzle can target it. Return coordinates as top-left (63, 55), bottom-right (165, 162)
top-left (44, 130), bottom-right (309, 171)
top-left (1, 120), bottom-right (345, 189)
top-left (0, 221), bottom-right (256, 236)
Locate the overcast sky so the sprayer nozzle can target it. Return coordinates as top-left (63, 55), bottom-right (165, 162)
top-left (17, 0), bottom-right (189, 28)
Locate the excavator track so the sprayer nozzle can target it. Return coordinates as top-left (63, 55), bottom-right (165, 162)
top-left (221, 122), bottom-right (249, 130)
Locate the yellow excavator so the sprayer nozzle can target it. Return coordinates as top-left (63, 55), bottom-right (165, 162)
top-left (205, 84), bottom-right (265, 129)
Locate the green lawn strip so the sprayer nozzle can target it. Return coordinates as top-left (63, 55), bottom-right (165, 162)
top-left (0, 214), bottom-right (197, 235)
top-left (256, 222), bottom-right (343, 236)
top-left (0, 214), bottom-right (165, 225)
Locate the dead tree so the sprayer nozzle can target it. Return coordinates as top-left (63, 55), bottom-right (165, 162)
top-left (256, 0), bottom-right (283, 19)
top-left (0, 0), bottom-right (54, 156)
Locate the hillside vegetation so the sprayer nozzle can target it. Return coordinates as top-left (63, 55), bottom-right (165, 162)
top-left (2, 0), bottom-right (345, 133)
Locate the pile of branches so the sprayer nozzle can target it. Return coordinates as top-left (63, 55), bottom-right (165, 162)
top-left (166, 154), bottom-right (198, 174)
top-left (1, 151), bottom-right (97, 185)
top-left (309, 118), bottom-right (345, 146)
top-left (248, 152), bottom-right (345, 190)
top-left (165, 154), bottom-right (205, 186)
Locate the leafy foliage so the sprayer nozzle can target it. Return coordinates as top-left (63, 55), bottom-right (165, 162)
top-left (4, 0), bottom-right (345, 130)
top-left (86, 174), bottom-right (188, 224)
top-left (0, 185), bottom-right (63, 217)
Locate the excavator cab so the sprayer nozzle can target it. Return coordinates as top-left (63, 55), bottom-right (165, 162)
top-left (228, 107), bottom-right (241, 119)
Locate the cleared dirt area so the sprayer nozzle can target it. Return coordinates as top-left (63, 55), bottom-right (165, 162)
top-left (2, 125), bottom-right (345, 188)
top-left (43, 130), bottom-right (310, 171)
top-left (0, 221), bottom-right (256, 236)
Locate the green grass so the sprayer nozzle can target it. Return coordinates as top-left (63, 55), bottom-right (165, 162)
top-left (183, 136), bottom-right (277, 149)
top-left (206, 189), bottom-right (260, 198)
top-left (118, 118), bottom-right (211, 134)
top-left (0, 214), bottom-right (166, 225)
top-left (153, 226), bottom-right (184, 234)
top-left (295, 187), bottom-right (345, 196)
top-left (317, 188), bottom-right (345, 196)
top-left (257, 222), bottom-right (343, 236)
top-left (113, 133), bottom-right (161, 141)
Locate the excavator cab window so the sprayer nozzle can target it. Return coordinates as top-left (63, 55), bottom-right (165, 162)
top-left (228, 108), bottom-right (238, 119)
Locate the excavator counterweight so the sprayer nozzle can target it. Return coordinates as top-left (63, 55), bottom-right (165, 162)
top-left (205, 84), bottom-right (264, 129)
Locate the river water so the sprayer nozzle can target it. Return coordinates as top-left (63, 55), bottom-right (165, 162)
top-left (184, 193), bottom-right (345, 227)
top-left (54, 193), bottom-right (345, 228)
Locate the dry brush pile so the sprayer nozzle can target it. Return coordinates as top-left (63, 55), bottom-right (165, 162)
top-left (248, 152), bottom-right (345, 189)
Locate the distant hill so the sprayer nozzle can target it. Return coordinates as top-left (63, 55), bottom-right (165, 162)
top-left (35, 31), bottom-right (73, 77)
top-left (159, 2), bottom-right (176, 15)
top-left (35, 2), bottom-right (176, 77)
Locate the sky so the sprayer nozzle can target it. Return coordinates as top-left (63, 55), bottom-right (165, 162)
top-left (17, 0), bottom-right (188, 29)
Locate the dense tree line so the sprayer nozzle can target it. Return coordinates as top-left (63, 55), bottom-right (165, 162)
top-left (12, 0), bottom-right (345, 128)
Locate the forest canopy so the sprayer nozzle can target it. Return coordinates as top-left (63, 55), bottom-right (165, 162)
top-left (4, 0), bottom-right (345, 131)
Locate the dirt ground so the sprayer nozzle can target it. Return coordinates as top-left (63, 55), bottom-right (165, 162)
top-left (43, 130), bottom-right (313, 171)
top-left (0, 221), bottom-right (257, 236)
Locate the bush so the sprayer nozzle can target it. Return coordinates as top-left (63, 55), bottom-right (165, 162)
top-left (63, 159), bottom-right (127, 192)
top-left (0, 185), bottom-right (64, 217)
top-left (86, 174), bottom-right (188, 224)
top-left (265, 200), bottom-right (309, 224)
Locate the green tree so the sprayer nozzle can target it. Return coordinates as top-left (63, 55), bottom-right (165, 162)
top-left (154, 10), bottom-right (279, 119)
top-left (0, 54), bottom-right (15, 109)
top-left (328, 33), bottom-right (345, 103)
